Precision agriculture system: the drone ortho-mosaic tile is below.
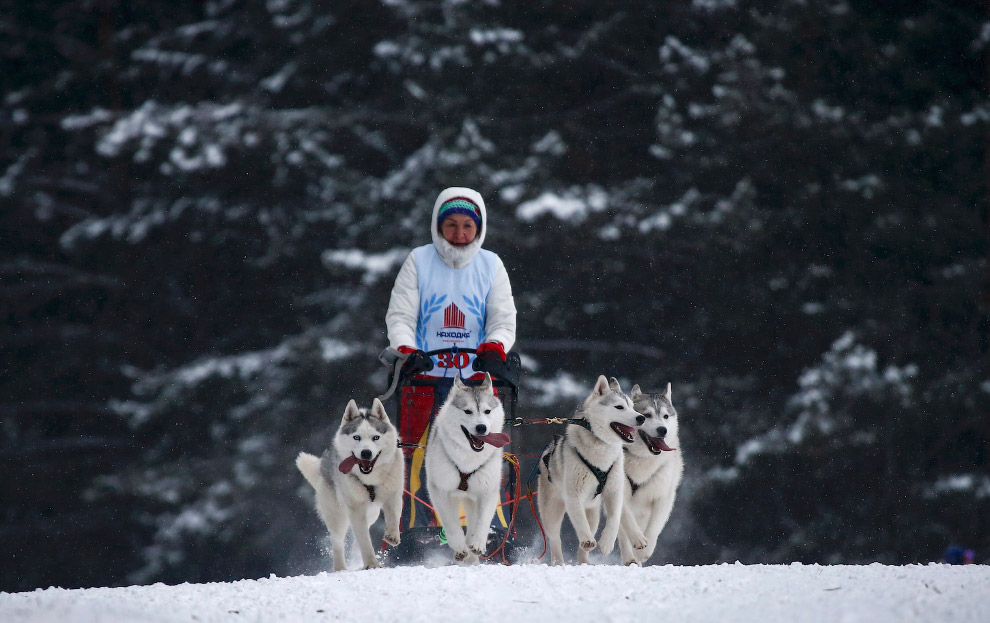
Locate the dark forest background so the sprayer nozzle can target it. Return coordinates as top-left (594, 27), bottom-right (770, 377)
top-left (2, 0), bottom-right (988, 592)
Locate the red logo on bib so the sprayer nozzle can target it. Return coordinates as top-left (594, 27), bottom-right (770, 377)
top-left (443, 303), bottom-right (466, 329)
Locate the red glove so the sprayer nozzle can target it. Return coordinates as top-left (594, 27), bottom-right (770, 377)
top-left (476, 341), bottom-right (506, 361)
top-left (397, 345), bottom-right (417, 355)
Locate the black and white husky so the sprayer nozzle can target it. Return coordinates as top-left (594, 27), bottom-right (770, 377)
top-left (425, 372), bottom-right (510, 564)
top-left (296, 398), bottom-right (404, 571)
top-left (618, 383), bottom-right (684, 566)
top-left (537, 376), bottom-right (649, 565)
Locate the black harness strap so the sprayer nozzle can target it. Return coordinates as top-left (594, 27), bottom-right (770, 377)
top-left (540, 428), bottom-right (612, 496)
top-left (539, 437), bottom-right (561, 483)
top-left (458, 469), bottom-right (477, 492)
top-left (451, 450), bottom-right (497, 492)
top-left (568, 418), bottom-right (593, 432)
top-left (627, 475), bottom-right (640, 496)
top-left (573, 448), bottom-right (613, 498)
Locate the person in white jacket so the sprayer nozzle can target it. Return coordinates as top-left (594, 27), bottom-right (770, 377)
top-left (385, 186), bottom-right (517, 376)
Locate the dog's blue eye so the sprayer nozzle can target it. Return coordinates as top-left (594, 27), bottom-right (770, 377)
top-left (373, 435), bottom-right (380, 441)
top-left (353, 435), bottom-right (360, 441)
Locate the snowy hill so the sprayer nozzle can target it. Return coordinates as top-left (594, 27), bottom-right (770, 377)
top-left (2, 564), bottom-right (987, 623)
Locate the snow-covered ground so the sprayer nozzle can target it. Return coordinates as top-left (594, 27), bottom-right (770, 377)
top-left (2, 563), bottom-right (987, 623)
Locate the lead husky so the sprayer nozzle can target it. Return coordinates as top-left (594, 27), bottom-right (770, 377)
top-left (618, 383), bottom-right (683, 566)
top-left (425, 372), bottom-right (510, 564)
top-left (295, 398), bottom-right (404, 571)
top-left (537, 376), bottom-right (649, 565)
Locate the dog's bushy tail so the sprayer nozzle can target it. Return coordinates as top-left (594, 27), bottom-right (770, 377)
top-left (295, 452), bottom-right (323, 490)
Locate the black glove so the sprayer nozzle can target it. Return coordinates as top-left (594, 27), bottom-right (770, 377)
top-left (402, 349), bottom-right (434, 375)
top-left (473, 350), bottom-right (521, 388)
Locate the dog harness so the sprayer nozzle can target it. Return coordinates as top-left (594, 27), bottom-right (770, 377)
top-left (458, 468), bottom-right (478, 491)
top-left (347, 472), bottom-right (377, 503)
top-left (574, 448), bottom-right (612, 497)
top-left (626, 475), bottom-right (640, 496)
top-left (540, 431), bottom-right (614, 498)
top-left (448, 452), bottom-right (497, 492)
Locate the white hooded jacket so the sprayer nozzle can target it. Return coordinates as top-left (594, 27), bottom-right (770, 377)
top-left (385, 187), bottom-right (516, 353)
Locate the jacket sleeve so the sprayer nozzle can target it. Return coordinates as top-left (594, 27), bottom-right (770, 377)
top-left (485, 255), bottom-right (517, 351)
top-left (385, 252), bottom-right (419, 349)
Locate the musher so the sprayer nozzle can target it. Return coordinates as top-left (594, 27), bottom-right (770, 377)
top-left (383, 186), bottom-right (518, 533)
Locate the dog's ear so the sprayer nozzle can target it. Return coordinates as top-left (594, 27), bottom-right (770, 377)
top-left (608, 377), bottom-right (622, 392)
top-left (369, 398), bottom-right (388, 421)
top-left (592, 375), bottom-right (610, 397)
top-left (630, 384), bottom-right (643, 400)
top-left (454, 374), bottom-right (469, 391)
top-left (343, 399), bottom-right (361, 421)
top-left (663, 382), bottom-right (672, 403)
top-left (480, 372), bottom-right (493, 392)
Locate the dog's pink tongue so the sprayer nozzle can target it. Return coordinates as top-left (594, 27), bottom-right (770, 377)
top-left (479, 432), bottom-right (511, 448)
top-left (657, 439), bottom-right (677, 452)
top-left (338, 456), bottom-right (359, 474)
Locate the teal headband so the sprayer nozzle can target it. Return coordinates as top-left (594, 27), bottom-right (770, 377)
top-left (437, 197), bottom-right (482, 229)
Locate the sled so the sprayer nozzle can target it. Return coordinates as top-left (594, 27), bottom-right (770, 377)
top-left (377, 346), bottom-right (522, 563)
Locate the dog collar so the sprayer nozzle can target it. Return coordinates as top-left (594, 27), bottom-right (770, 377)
top-left (568, 418), bottom-right (593, 432)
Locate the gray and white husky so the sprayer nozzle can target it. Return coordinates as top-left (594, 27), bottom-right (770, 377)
top-left (296, 398), bottom-right (404, 571)
top-left (537, 375), bottom-right (649, 565)
top-left (425, 372), bottom-right (510, 564)
top-left (618, 383), bottom-right (683, 566)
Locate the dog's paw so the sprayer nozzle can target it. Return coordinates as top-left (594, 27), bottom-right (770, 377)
top-left (580, 539), bottom-right (597, 552)
top-left (637, 546), bottom-right (654, 564)
top-left (363, 558), bottom-right (382, 570)
top-left (469, 543), bottom-right (485, 556)
top-left (631, 533), bottom-right (649, 551)
top-left (599, 538), bottom-right (615, 556)
top-left (623, 558), bottom-right (641, 567)
top-left (384, 530), bottom-right (400, 547)
top-left (453, 550), bottom-right (470, 562)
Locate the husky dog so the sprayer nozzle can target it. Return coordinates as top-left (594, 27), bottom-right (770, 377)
top-left (425, 372), bottom-right (510, 564)
top-left (618, 383), bottom-right (683, 566)
top-left (537, 376), bottom-right (649, 565)
top-left (295, 398), bottom-right (404, 571)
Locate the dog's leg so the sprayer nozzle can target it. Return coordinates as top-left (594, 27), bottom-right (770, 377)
top-left (639, 494), bottom-right (676, 563)
top-left (432, 492), bottom-right (471, 561)
top-left (458, 496), bottom-right (485, 562)
top-left (577, 502), bottom-right (601, 565)
top-left (618, 527), bottom-right (638, 566)
top-left (346, 505), bottom-right (381, 570)
top-left (563, 491), bottom-right (597, 555)
top-left (381, 488), bottom-right (402, 548)
top-left (466, 490), bottom-right (498, 557)
top-left (597, 478), bottom-right (625, 557)
top-left (620, 497), bottom-right (648, 556)
top-left (538, 478), bottom-right (567, 566)
top-left (314, 485), bottom-right (350, 571)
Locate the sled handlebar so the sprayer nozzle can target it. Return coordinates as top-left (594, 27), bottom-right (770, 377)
top-left (423, 347), bottom-right (477, 356)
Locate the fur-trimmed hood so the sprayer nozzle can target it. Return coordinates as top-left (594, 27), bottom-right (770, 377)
top-left (431, 187), bottom-right (487, 269)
